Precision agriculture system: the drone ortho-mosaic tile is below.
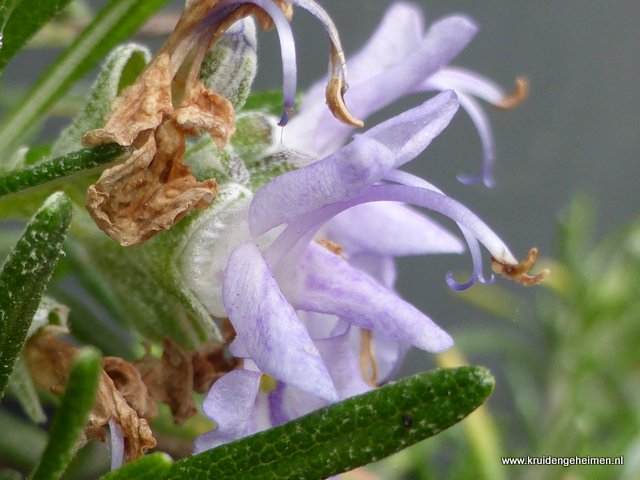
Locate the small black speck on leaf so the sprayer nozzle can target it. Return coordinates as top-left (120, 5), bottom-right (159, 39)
top-left (402, 413), bottom-right (413, 428)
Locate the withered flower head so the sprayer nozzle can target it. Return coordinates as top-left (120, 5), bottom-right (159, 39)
top-left (83, 0), bottom-right (361, 246)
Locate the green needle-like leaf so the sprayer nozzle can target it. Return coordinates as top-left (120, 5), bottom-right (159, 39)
top-left (29, 347), bottom-right (101, 480)
top-left (0, 0), bottom-right (170, 156)
top-left (101, 453), bottom-right (173, 480)
top-left (0, 144), bottom-right (128, 198)
top-left (0, 192), bottom-right (72, 400)
top-left (0, 0), bottom-right (73, 71)
top-left (166, 366), bottom-right (494, 480)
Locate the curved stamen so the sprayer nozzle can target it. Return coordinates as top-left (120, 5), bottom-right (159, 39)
top-left (385, 169), bottom-right (493, 288)
top-left (284, 0), bottom-right (363, 127)
top-left (265, 184), bottom-right (544, 290)
top-left (454, 92), bottom-right (496, 187)
top-left (211, 0), bottom-right (297, 125)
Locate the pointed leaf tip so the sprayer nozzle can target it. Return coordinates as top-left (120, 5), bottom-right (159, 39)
top-left (0, 192), bottom-right (72, 400)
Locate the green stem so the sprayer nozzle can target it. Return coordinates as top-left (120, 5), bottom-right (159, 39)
top-left (0, 144), bottom-right (127, 197)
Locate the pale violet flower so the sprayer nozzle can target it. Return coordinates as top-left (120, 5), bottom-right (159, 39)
top-left (187, 2), bottom-right (545, 453)
top-left (284, 2), bottom-right (527, 186)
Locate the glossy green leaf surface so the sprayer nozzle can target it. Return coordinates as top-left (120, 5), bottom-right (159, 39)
top-left (166, 366), bottom-right (494, 480)
top-left (101, 453), bottom-right (173, 480)
top-left (29, 347), bottom-right (101, 480)
top-left (0, 192), bottom-right (72, 399)
top-left (0, 0), bottom-right (73, 70)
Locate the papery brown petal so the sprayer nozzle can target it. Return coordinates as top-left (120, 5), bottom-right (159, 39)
top-left (83, 53), bottom-right (174, 147)
top-left (86, 119), bottom-right (217, 246)
top-left (136, 338), bottom-right (197, 425)
top-left (175, 80), bottom-right (236, 148)
top-left (24, 335), bottom-right (76, 393)
top-left (103, 357), bottom-right (158, 420)
top-left (87, 372), bottom-right (156, 462)
top-left (25, 336), bottom-right (157, 462)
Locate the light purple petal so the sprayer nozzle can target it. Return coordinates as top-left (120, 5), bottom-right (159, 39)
top-left (316, 332), bottom-right (371, 397)
top-left (421, 79), bottom-right (496, 186)
top-left (194, 369), bottom-right (261, 452)
top-left (298, 2), bottom-right (425, 110)
top-left (337, 2), bottom-right (424, 87)
top-left (297, 310), bottom-right (343, 340)
top-left (273, 331), bottom-right (371, 422)
top-left (249, 135), bottom-right (394, 236)
top-left (288, 242), bottom-right (453, 352)
top-left (363, 90), bottom-right (459, 168)
top-left (323, 201), bottom-right (464, 256)
top-left (348, 328), bottom-right (410, 385)
top-left (284, 15), bottom-right (477, 156)
top-left (223, 243), bottom-right (338, 400)
top-left (423, 66), bottom-right (507, 104)
top-left (347, 254), bottom-right (397, 289)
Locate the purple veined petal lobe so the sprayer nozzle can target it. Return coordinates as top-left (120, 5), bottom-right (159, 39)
top-left (363, 90), bottom-right (459, 168)
top-left (214, 0), bottom-right (297, 125)
top-left (287, 14), bottom-right (478, 156)
top-left (336, 1), bottom-right (425, 87)
top-left (273, 331), bottom-right (371, 423)
top-left (323, 201), bottom-right (464, 257)
top-left (347, 253), bottom-right (397, 289)
top-left (316, 332), bottom-right (371, 397)
top-left (108, 418), bottom-right (125, 471)
top-left (249, 135), bottom-right (394, 236)
top-left (194, 369), bottom-right (262, 453)
top-left (223, 243), bottom-right (338, 400)
top-left (348, 328), bottom-right (410, 385)
top-left (228, 337), bottom-right (249, 358)
top-left (297, 310), bottom-right (344, 340)
top-left (288, 242), bottom-right (453, 353)
top-left (424, 66), bottom-right (507, 104)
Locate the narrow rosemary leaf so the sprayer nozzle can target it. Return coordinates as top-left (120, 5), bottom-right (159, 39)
top-left (0, 0), bottom-right (73, 70)
top-left (166, 366), bottom-right (495, 480)
top-left (0, 0), bottom-right (170, 156)
top-left (29, 347), bottom-right (101, 480)
top-left (100, 453), bottom-right (173, 480)
top-left (0, 192), bottom-right (72, 400)
top-left (0, 144), bottom-right (127, 198)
